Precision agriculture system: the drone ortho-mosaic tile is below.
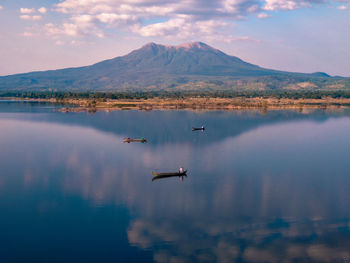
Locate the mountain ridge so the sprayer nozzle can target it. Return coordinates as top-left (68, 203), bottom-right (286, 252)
top-left (0, 42), bottom-right (346, 92)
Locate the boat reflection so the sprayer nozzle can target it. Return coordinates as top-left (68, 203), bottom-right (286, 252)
top-left (151, 168), bottom-right (187, 181)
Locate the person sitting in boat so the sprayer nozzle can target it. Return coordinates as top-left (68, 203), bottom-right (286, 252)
top-left (179, 167), bottom-right (184, 181)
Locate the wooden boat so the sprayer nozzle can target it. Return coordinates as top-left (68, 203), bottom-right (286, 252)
top-left (192, 126), bottom-right (205, 131)
top-left (152, 170), bottom-right (187, 181)
top-left (123, 137), bottom-right (147, 143)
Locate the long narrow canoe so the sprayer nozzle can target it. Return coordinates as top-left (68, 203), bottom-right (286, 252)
top-left (192, 127), bottom-right (205, 131)
top-left (152, 170), bottom-right (187, 181)
top-left (123, 138), bottom-right (147, 143)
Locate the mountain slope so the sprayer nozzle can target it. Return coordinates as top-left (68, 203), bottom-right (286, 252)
top-left (0, 42), bottom-right (346, 92)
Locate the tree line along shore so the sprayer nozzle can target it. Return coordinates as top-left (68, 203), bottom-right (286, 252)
top-left (1, 91), bottom-right (350, 112)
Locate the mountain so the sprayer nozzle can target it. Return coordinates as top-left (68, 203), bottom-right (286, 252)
top-left (0, 42), bottom-right (347, 92)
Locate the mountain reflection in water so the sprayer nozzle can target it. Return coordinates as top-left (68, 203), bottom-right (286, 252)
top-left (1, 101), bottom-right (350, 262)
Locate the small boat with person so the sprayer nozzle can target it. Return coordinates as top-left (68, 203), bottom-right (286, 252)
top-left (152, 167), bottom-right (187, 181)
top-left (123, 137), bottom-right (147, 143)
top-left (192, 126), bottom-right (205, 131)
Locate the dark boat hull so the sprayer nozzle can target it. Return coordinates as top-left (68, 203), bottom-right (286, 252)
top-left (123, 138), bottom-right (147, 143)
top-left (152, 171), bottom-right (187, 181)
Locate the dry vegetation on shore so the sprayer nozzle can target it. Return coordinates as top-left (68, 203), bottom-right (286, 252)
top-left (44, 97), bottom-right (350, 112)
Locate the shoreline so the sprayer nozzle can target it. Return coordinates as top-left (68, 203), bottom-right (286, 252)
top-left (2, 97), bottom-right (350, 113)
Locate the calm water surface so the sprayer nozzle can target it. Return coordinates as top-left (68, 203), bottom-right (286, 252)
top-left (1, 100), bottom-right (350, 262)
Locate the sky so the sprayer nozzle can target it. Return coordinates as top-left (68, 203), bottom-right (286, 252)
top-left (0, 0), bottom-right (349, 76)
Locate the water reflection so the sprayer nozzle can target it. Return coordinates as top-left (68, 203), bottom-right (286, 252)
top-left (152, 174), bottom-right (187, 182)
top-left (2, 99), bottom-right (350, 147)
top-left (127, 218), bottom-right (350, 262)
top-left (1, 102), bottom-right (350, 262)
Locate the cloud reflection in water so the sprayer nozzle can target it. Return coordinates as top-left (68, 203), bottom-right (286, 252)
top-left (1, 111), bottom-right (350, 262)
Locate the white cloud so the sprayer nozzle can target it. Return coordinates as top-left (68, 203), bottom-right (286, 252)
top-left (55, 0), bottom-right (116, 14)
top-left (131, 16), bottom-right (256, 44)
top-left (33, 0), bottom-right (335, 42)
top-left (96, 13), bottom-right (137, 24)
top-left (71, 40), bottom-right (86, 45)
top-left (263, 0), bottom-right (313, 11)
top-left (48, 0), bottom-right (263, 40)
top-left (218, 0), bottom-right (261, 16)
top-left (45, 17), bottom-right (104, 38)
top-left (62, 23), bottom-right (79, 36)
top-left (337, 5), bottom-right (348, 9)
top-left (70, 15), bottom-right (105, 37)
top-left (38, 7), bottom-right (48, 14)
top-left (55, 40), bottom-right (65, 45)
top-left (53, 0), bottom-right (261, 19)
top-left (20, 8), bottom-right (36, 14)
top-left (0, 5), bottom-right (3, 11)
top-left (32, 15), bottom-right (43, 21)
top-left (45, 23), bottom-right (79, 37)
top-left (71, 14), bottom-right (94, 24)
top-left (133, 18), bottom-right (186, 37)
top-left (21, 32), bottom-right (35, 37)
top-left (20, 15), bottom-right (43, 21)
top-left (133, 17), bottom-right (231, 39)
top-left (257, 12), bottom-right (272, 18)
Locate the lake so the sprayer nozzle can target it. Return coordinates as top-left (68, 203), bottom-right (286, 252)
top-left (1, 100), bottom-right (350, 262)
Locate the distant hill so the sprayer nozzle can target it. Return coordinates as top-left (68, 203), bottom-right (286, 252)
top-left (0, 42), bottom-right (348, 92)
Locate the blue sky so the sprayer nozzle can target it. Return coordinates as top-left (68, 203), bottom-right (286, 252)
top-left (0, 0), bottom-right (349, 76)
